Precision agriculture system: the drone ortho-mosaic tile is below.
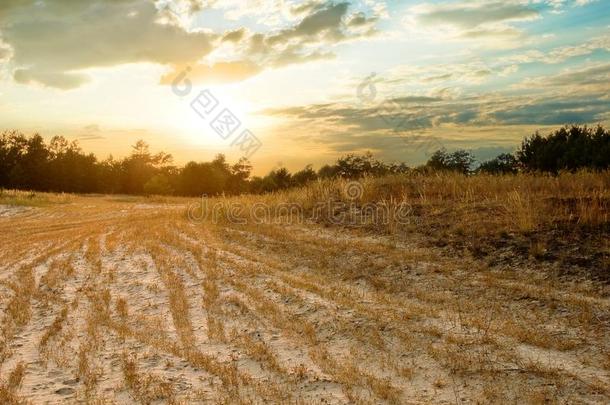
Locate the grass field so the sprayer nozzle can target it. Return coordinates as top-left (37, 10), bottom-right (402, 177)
top-left (0, 173), bottom-right (609, 404)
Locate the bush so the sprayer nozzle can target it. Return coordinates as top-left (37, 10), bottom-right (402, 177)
top-left (426, 148), bottom-right (475, 174)
top-left (517, 125), bottom-right (610, 173)
top-left (477, 153), bottom-right (518, 175)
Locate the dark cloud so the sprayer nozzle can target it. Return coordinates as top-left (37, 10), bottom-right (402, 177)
top-left (263, 86), bottom-right (609, 160)
top-left (1, 0), bottom-right (216, 89)
top-left (265, 2), bottom-right (352, 46)
top-left (415, 2), bottom-right (538, 29)
top-left (391, 96), bottom-right (443, 104)
top-left (493, 99), bottom-right (610, 125)
top-left (14, 69), bottom-right (90, 89)
top-left (244, 1), bottom-right (377, 67)
top-left (408, 1), bottom-right (540, 42)
top-left (525, 63), bottom-right (610, 88)
top-left (288, 1), bottom-right (349, 38)
top-left (263, 97), bottom-right (482, 133)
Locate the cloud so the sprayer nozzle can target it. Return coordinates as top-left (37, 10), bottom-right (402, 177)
top-left (84, 124), bottom-right (101, 132)
top-left (0, 0), bottom-right (381, 89)
top-left (413, 1), bottom-right (539, 29)
top-left (13, 69), bottom-right (90, 90)
top-left (188, 1), bottom-right (379, 82)
top-left (405, 0), bottom-right (540, 43)
top-left (502, 35), bottom-right (610, 64)
top-left (544, 0), bottom-right (598, 12)
top-left (263, 1), bottom-right (377, 47)
top-left (279, 1), bottom-right (350, 39)
top-left (290, 1), bottom-right (329, 16)
top-left (261, 63), bottom-right (609, 159)
top-left (77, 124), bottom-right (105, 141)
top-left (384, 61), bottom-right (510, 90)
top-left (515, 62), bottom-right (610, 91)
top-left (222, 28), bottom-right (247, 43)
top-left (263, 96), bottom-right (483, 134)
top-left (494, 98), bottom-right (610, 125)
top-left (0, 0), bottom-right (216, 89)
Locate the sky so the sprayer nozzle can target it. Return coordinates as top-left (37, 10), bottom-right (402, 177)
top-left (0, 0), bottom-right (609, 173)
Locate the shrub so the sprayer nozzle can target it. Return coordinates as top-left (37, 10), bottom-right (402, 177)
top-left (426, 148), bottom-right (475, 174)
top-left (517, 125), bottom-right (610, 173)
top-left (477, 153), bottom-right (518, 175)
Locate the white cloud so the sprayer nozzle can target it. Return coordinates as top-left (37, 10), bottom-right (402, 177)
top-left (501, 34), bottom-right (610, 64)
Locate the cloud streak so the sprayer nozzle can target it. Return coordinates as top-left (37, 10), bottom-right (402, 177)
top-left (262, 60), bottom-right (610, 160)
top-left (405, 0), bottom-right (540, 43)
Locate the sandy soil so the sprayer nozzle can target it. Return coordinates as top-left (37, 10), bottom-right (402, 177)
top-left (0, 198), bottom-right (608, 404)
top-left (0, 205), bottom-right (31, 218)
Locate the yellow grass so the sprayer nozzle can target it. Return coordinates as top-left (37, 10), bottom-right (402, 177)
top-left (197, 171), bottom-right (609, 233)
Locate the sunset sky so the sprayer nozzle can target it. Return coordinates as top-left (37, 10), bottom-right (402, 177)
top-left (1, 0), bottom-right (609, 173)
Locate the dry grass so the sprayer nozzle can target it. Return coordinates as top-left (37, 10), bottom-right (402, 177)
top-left (0, 173), bottom-right (608, 403)
top-left (200, 171), bottom-right (609, 230)
top-left (121, 353), bottom-right (176, 404)
top-left (200, 171), bottom-right (609, 280)
top-left (0, 188), bottom-right (72, 207)
top-left (0, 362), bottom-right (26, 404)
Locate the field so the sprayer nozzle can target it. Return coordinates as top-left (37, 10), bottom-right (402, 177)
top-left (0, 173), bottom-right (609, 404)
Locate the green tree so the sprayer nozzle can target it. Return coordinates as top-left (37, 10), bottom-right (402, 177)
top-left (318, 164), bottom-right (338, 179)
top-left (426, 148), bottom-right (474, 174)
top-left (11, 134), bottom-right (50, 190)
top-left (292, 164), bottom-right (318, 186)
top-left (0, 131), bottom-right (28, 188)
top-left (517, 125), bottom-right (610, 173)
top-left (477, 153), bottom-right (518, 175)
top-left (143, 174), bottom-right (173, 195)
top-left (120, 140), bottom-right (173, 194)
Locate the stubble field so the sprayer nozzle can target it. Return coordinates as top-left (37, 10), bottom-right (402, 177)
top-left (1, 173), bottom-right (609, 404)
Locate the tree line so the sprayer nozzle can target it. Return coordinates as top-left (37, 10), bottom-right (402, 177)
top-left (1, 125), bottom-right (608, 196)
top-left (422, 125), bottom-right (610, 175)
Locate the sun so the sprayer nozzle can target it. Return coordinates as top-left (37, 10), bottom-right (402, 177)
top-left (166, 90), bottom-right (256, 149)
